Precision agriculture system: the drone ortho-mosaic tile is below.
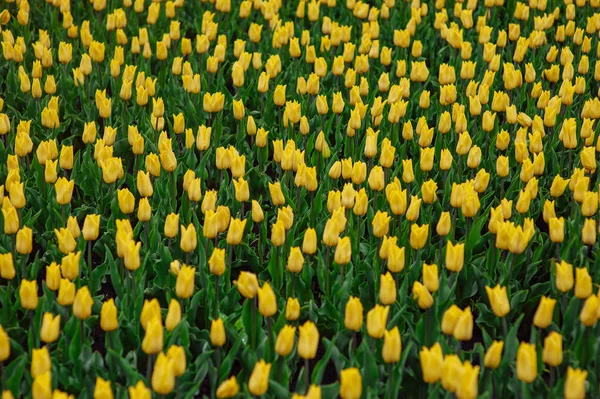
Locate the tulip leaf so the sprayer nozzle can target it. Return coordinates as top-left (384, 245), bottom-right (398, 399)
top-left (5, 353), bottom-right (27, 397)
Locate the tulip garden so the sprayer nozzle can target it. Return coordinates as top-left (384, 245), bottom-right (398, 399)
top-left (2, 0), bottom-right (600, 397)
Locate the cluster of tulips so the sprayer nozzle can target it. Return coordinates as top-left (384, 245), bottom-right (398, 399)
top-left (1, 0), bottom-right (600, 397)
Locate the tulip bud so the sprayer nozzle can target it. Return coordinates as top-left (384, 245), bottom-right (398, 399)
top-left (210, 318), bottom-right (226, 347)
top-left (19, 279), bottom-right (38, 310)
top-left (419, 343), bottom-right (443, 383)
top-left (40, 313), bottom-right (61, 343)
top-left (248, 360), bottom-right (271, 396)
top-left (275, 325), bottom-right (296, 357)
top-left (516, 342), bottom-right (537, 383)
top-left (340, 368), bottom-right (362, 399)
top-left (165, 299), bottom-right (181, 332)
top-left (542, 331), bottom-right (563, 367)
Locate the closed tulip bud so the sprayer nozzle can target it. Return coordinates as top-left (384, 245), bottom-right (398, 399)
top-left (555, 260), bottom-right (574, 292)
top-left (516, 342), bottom-right (537, 383)
top-left (40, 313), bottom-right (61, 343)
top-left (549, 217), bottom-right (564, 243)
top-left (410, 223), bottom-right (429, 250)
top-left (268, 182), bottom-right (285, 206)
top-left (58, 279), bottom-right (75, 306)
top-left (246, 360), bottom-right (271, 396)
top-left (152, 353), bottom-right (175, 395)
top-left (419, 343), bottom-right (443, 384)
top-left (77, 214), bottom-right (99, 242)
top-left (372, 211), bottom-right (391, 238)
top-left (436, 212), bottom-right (451, 236)
top-left (60, 251), bottom-right (80, 281)
top-left (142, 318), bottom-right (163, 355)
top-left (353, 189), bottom-right (368, 216)
top-left (128, 381), bottom-right (151, 399)
top-left (210, 318), bottom-right (226, 347)
top-left (206, 248), bottom-right (225, 276)
top-left (55, 177), bottom-right (75, 205)
top-left (351, 161), bottom-right (367, 185)
top-left (485, 285), bottom-right (510, 317)
top-left (162, 299), bottom-right (181, 333)
top-left (54, 228), bottom-right (76, 254)
top-left (216, 376), bottom-right (239, 399)
top-left (2, 202), bottom-right (18, 235)
top-left (582, 218), bottom-right (596, 245)
top-left (441, 304), bottom-right (462, 336)
top-left (30, 347), bottom-right (51, 379)
top-left (179, 224), bottom-right (197, 253)
top-left (0, 253), bottom-right (15, 281)
top-left (542, 331), bottom-right (562, 367)
top-left (32, 372), bottom-right (52, 399)
top-left (379, 272), bottom-right (396, 305)
top-left (580, 295), bottom-right (599, 326)
top-left (0, 326), bottom-right (9, 362)
top-left (258, 282), bottom-right (277, 317)
top-left (73, 286), bottom-right (94, 320)
top-left (421, 180), bottom-right (437, 204)
top-left (249, 200), bottom-right (264, 223)
top-left (20, 279), bottom-right (38, 310)
top-left (100, 298), bottom-right (118, 332)
top-left (533, 295), bottom-right (556, 329)
top-left (176, 265), bottom-right (195, 299)
top-left (334, 236), bottom-right (352, 265)
top-left (575, 267), bottom-right (592, 299)
top-left (297, 320), bottom-right (319, 360)
top-left (275, 325), bottom-right (296, 357)
top-left (441, 354), bottom-right (465, 394)
top-left (564, 368), bottom-right (587, 399)
top-left (271, 219), bottom-right (286, 247)
top-left (445, 241), bottom-right (464, 273)
top-left (366, 304), bottom-right (389, 339)
top-left (453, 307), bottom-right (473, 341)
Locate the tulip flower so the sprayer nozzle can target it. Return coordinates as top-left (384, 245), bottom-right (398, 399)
top-left (542, 331), bottom-right (562, 367)
top-left (40, 313), bottom-right (61, 343)
top-left (483, 340), bottom-right (504, 369)
top-left (564, 368), bottom-right (587, 399)
top-left (298, 321), bottom-right (319, 359)
top-left (248, 360), bottom-right (271, 396)
top-left (366, 304), bottom-right (389, 339)
top-left (382, 327), bottom-right (402, 363)
top-left (516, 342), bottom-right (537, 383)
top-left (210, 318), bottom-right (226, 347)
top-left (176, 265), bottom-right (195, 299)
top-left (258, 282), bottom-right (277, 317)
top-left (485, 285), bottom-right (510, 317)
top-left (165, 299), bottom-right (181, 332)
top-left (152, 353), bottom-right (175, 395)
top-left (445, 241), bottom-right (465, 273)
top-left (419, 343), bottom-right (443, 383)
top-left (0, 326), bottom-right (9, 364)
top-left (340, 368), bottom-right (362, 399)
top-left (533, 296), bottom-right (556, 329)
top-left (19, 279), bottom-right (38, 310)
top-left (31, 347), bottom-right (51, 378)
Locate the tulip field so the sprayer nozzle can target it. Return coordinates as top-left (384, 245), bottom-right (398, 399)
top-left (2, 0), bottom-right (600, 397)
